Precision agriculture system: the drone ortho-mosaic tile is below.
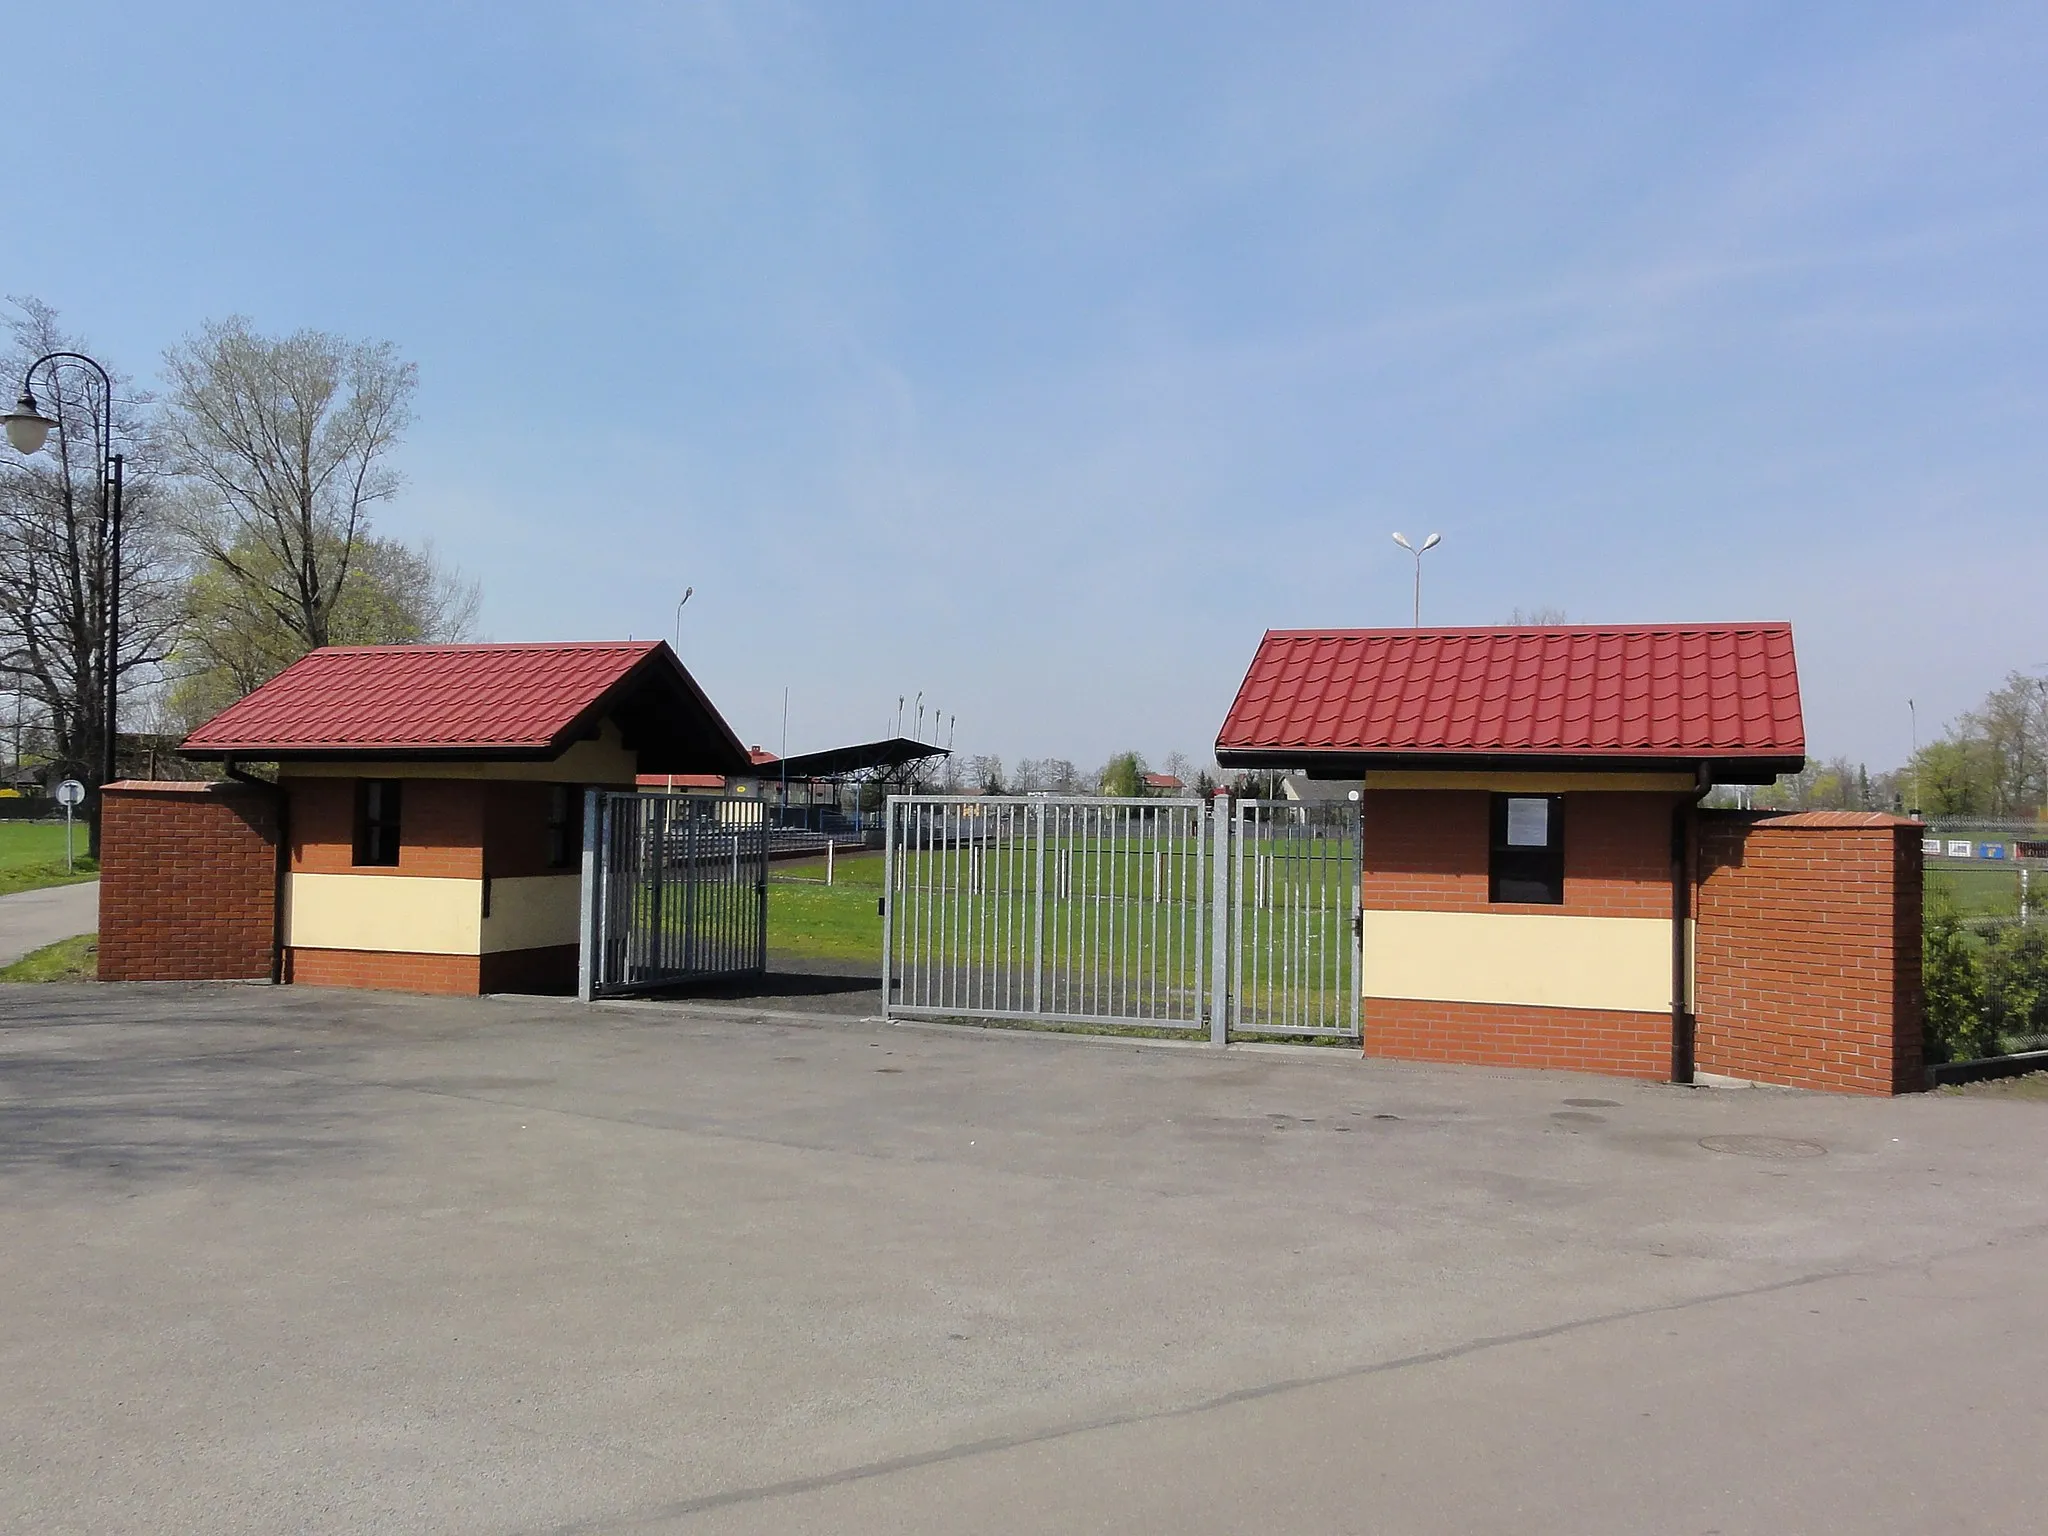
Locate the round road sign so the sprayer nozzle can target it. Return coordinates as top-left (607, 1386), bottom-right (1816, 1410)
top-left (55, 778), bottom-right (85, 808)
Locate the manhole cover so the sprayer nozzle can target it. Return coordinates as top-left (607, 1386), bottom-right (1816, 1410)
top-left (1698, 1134), bottom-right (1826, 1160)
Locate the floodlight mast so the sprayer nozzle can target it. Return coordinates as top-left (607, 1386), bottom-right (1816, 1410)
top-left (1390, 531), bottom-right (1442, 627)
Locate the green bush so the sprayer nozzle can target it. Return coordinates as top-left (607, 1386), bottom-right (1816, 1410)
top-left (1923, 894), bottom-right (1991, 1064)
top-left (1985, 922), bottom-right (2048, 1052)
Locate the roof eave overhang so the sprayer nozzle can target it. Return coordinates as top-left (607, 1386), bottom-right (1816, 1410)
top-left (1213, 746), bottom-right (1805, 785)
top-left (184, 744), bottom-right (566, 763)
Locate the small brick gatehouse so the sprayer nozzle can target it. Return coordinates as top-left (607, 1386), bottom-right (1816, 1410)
top-left (1217, 622), bottom-right (1924, 1095)
top-left (101, 641), bottom-right (749, 996)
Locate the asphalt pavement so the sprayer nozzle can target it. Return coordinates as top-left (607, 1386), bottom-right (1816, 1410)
top-left (1, 981), bottom-right (2044, 1534)
top-left (0, 878), bottom-right (98, 967)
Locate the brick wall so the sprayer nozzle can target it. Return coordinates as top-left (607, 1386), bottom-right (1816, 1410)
top-left (1363, 789), bottom-right (1680, 917)
top-left (1364, 998), bottom-right (1670, 1079)
top-left (99, 781), bottom-right (279, 982)
top-left (286, 776), bottom-right (486, 878)
top-left (284, 948), bottom-right (482, 995)
top-left (1694, 810), bottom-right (1924, 1095)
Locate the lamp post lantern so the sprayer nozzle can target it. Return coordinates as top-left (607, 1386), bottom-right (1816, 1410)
top-left (1390, 531), bottom-right (1441, 627)
top-left (3, 354), bottom-right (125, 851)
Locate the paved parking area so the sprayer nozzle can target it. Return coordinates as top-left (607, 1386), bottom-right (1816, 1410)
top-left (3, 982), bottom-right (2046, 1534)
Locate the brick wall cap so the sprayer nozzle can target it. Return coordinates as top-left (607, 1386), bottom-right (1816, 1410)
top-left (104, 779), bottom-right (263, 796)
top-left (1749, 811), bottom-right (1920, 829)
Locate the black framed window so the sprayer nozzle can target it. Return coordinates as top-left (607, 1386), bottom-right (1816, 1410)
top-left (353, 780), bottom-right (403, 867)
top-left (1489, 794), bottom-right (1564, 904)
top-left (546, 785), bottom-right (580, 869)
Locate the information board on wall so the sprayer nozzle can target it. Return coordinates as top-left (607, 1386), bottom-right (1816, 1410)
top-left (1947, 839), bottom-right (1974, 858)
top-left (1505, 797), bottom-right (1549, 847)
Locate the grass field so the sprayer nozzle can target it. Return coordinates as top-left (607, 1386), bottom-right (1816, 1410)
top-left (769, 850), bottom-right (886, 961)
top-left (1927, 865), bottom-right (2030, 918)
top-left (0, 932), bottom-right (97, 981)
top-left (0, 821), bottom-right (97, 897)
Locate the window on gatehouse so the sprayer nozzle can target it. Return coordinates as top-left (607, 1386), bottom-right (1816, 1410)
top-left (1489, 794), bottom-right (1564, 904)
top-left (353, 780), bottom-right (403, 867)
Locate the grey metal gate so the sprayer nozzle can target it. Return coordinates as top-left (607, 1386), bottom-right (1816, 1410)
top-left (1230, 798), bottom-right (1362, 1038)
top-left (882, 795), bottom-right (1211, 1030)
top-left (579, 790), bottom-right (767, 998)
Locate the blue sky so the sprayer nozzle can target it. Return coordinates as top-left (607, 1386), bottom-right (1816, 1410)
top-left (7, 2), bottom-right (2044, 771)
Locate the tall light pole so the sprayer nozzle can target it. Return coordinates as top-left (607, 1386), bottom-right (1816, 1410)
top-left (673, 586), bottom-right (693, 652)
top-left (1908, 698), bottom-right (1919, 817)
top-left (1391, 531), bottom-right (1441, 627)
top-left (3, 354), bottom-right (124, 850)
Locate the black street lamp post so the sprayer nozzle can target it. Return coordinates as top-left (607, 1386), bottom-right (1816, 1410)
top-left (3, 354), bottom-right (127, 825)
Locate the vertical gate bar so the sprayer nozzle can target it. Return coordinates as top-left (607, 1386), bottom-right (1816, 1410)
top-left (1343, 798), bottom-right (1359, 1040)
top-left (1209, 797), bottom-right (1228, 1044)
top-left (1031, 801), bottom-right (1046, 1016)
top-left (880, 798), bottom-right (895, 1016)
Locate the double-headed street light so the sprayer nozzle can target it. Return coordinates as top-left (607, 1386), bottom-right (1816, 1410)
top-left (3, 354), bottom-right (126, 815)
top-left (1391, 530), bottom-right (1441, 627)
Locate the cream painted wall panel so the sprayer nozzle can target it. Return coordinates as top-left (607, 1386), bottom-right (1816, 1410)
top-left (287, 873), bottom-right (483, 955)
top-left (482, 875), bottom-right (581, 953)
top-left (1362, 910), bottom-right (1671, 1013)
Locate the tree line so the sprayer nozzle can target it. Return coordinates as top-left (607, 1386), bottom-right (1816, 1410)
top-left (938, 749), bottom-right (1220, 798)
top-left (0, 298), bottom-right (475, 835)
top-left (1744, 669), bottom-right (2048, 819)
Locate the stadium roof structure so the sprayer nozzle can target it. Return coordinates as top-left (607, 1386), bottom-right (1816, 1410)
top-left (770, 736), bottom-right (950, 782)
top-left (1216, 623), bottom-right (1804, 783)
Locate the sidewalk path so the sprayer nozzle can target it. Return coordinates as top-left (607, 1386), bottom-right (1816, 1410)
top-left (0, 879), bottom-right (99, 968)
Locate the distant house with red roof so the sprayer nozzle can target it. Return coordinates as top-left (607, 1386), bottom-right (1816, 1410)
top-left (106, 641), bottom-right (748, 997)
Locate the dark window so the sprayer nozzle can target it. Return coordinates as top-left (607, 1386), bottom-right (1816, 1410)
top-left (546, 785), bottom-right (580, 869)
top-left (1489, 794), bottom-right (1564, 904)
top-left (353, 780), bottom-right (403, 867)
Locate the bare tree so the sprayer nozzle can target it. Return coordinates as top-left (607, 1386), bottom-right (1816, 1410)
top-left (161, 318), bottom-right (416, 650)
top-left (0, 298), bottom-right (183, 849)
top-left (168, 530), bottom-right (479, 731)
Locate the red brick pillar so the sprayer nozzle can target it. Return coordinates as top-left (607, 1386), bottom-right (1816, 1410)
top-left (1694, 811), bottom-right (1924, 1094)
top-left (99, 781), bottom-right (281, 982)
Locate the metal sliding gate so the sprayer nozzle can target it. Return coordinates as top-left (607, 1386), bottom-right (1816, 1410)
top-left (882, 796), bottom-right (1213, 1030)
top-left (1230, 799), bottom-right (1362, 1038)
top-left (882, 793), bottom-right (1360, 1040)
top-left (580, 790), bottom-right (767, 998)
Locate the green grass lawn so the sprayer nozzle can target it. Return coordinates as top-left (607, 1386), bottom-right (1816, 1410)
top-left (770, 851), bottom-right (885, 961)
top-left (1927, 865), bottom-right (2030, 919)
top-left (0, 821), bottom-right (98, 897)
top-left (0, 932), bottom-right (97, 981)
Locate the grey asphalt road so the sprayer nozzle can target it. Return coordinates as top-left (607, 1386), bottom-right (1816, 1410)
top-left (0, 877), bottom-right (97, 966)
top-left (1, 982), bottom-right (2044, 1534)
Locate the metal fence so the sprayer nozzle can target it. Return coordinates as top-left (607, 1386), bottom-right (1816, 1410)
top-left (881, 793), bottom-right (1363, 1040)
top-left (1231, 799), bottom-right (1362, 1038)
top-left (579, 790), bottom-right (767, 998)
top-left (882, 796), bottom-right (1212, 1030)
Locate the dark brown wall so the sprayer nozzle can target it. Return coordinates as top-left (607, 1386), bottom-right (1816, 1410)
top-left (287, 777), bottom-right (485, 878)
top-left (1362, 789), bottom-right (1679, 918)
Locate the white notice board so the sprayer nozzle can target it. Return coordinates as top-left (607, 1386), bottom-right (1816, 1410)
top-left (1505, 797), bottom-right (1549, 847)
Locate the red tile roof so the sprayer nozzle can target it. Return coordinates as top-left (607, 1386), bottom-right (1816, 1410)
top-left (181, 641), bottom-right (747, 771)
top-left (1216, 623), bottom-right (1803, 770)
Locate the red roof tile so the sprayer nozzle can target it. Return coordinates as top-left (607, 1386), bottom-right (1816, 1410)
top-left (1216, 624), bottom-right (1804, 766)
top-left (181, 641), bottom-right (740, 763)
